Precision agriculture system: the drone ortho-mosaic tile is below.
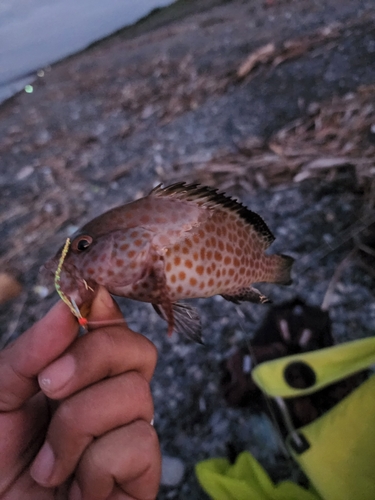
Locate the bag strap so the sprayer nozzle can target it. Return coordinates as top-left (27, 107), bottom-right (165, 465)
top-left (252, 336), bottom-right (375, 398)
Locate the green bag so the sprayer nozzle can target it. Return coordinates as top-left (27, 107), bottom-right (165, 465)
top-left (197, 337), bottom-right (375, 500)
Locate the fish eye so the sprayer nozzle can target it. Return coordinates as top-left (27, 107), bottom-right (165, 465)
top-left (72, 235), bottom-right (93, 252)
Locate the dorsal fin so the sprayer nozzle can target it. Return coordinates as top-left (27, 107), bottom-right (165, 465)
top-left (151, 182), bottom-right (275, 245)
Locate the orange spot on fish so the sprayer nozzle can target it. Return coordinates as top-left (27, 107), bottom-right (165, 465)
top-left (179, 271), bottom-right (186, 280)
top-left (140, 214), bottom-right (150, 224)
top-left (229, 268), bottom-right (235, 276)
top-left (200, 248), bottom-right (206, 260)
top-left (130, 231), bottom-right (138, 238)
top-left (193, 252), bottom-right (199, 261)
top-left (185, 259), bottom-right (193, 269)
top-left (116, 259), bottom-right (124, 267)
top-left (134, 239), bottom-right (143, 247)
top-left (182, 246), bottom-right (189, 255)
top-left (218, 240), bottom-right (224, 251)
top-left (87, 267), bottom-right (95, 275)
top-left (171, 274), bottom-right (176, 283)
top-left (174, 256), bottom-right (181, 266)
top-left (190, 277), bottom-right (197, 286)
top-left (128, 250), bottom-right (136, 259)
top-left (196, 265), bottom-right (204, 275)
top-left (214, 251), bottom-right (222, 261)
top-left (166, 262), bottom-right (172, 272)
top-left (193, 234), bottom-right (200, 244)
top-left (226, 243), bottom-right (234, 253)
top-left (207, 250), bottom-right (213, 260)
top-left (224, 256), bottom-right (231, 265)
top-left (216, 269), bottom-right (221, 278)
top-left (177, 285), bottom-right (183, 294)
top-left (208, 278), bottom-right (214, 287)
top-left (120, 243), bottom-right (129, 251)
top-left (199, 282), bottom-right (205, 289)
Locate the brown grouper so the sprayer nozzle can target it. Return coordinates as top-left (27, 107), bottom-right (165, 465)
top-left (46, 183), bottom-right (294, 342)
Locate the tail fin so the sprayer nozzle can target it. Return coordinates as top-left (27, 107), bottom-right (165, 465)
top-left (267, 254), bottom-right (294, 285)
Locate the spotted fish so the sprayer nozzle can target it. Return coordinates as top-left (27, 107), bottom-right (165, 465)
top-left (46, 183), bottom-right (294, 342)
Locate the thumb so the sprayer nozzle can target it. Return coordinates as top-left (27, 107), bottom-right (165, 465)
top-left (86, 286), bottom-right (126, 327)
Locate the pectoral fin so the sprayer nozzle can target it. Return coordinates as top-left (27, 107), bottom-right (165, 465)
top-left (152, 302), bottom-right (203, 343)
top-left (222, 286), bottom-right (271, 305)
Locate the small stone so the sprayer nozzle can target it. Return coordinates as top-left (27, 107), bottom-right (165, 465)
top-left (16, 166), bottom-right (34, 181)
top-left (33, 285), bottom-right (50, 299)
top-left (160, 456), bottom-right (186, 487)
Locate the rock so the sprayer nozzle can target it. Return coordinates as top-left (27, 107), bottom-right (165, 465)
top-left (160, 456), bottom-right (186, 487)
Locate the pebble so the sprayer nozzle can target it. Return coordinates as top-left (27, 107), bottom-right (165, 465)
top-left (161, 456), bottom-right (186, 487)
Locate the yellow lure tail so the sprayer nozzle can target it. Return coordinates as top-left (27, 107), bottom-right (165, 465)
top-left (54, 237), bottom-right (88, 328)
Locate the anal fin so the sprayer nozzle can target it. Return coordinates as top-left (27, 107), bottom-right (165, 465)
top-left (152, 302), bottom-right (203, 344)
top-left (222, 286), bottom-right (271, 305)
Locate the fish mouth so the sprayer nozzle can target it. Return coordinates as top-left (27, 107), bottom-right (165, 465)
top-left (43, 256), bottom-right (96, 312)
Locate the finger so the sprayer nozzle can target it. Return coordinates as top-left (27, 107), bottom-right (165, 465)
top-left (38, 288), bottom-right (157, 399)
top-left (30, 371), bottom-right (154, 487)
top-left (86, 285), bottom-right (126, 327)
top-left (71, 420), bottom-right (161, 500)
top-left (0, 301), bottom-right (78, 411)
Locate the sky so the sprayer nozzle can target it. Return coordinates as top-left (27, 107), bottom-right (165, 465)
top-left (0, 0), bottom-right (173, 100)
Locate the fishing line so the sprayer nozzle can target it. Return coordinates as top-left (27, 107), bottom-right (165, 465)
top-left (294, 210), bottom-right (375, 276)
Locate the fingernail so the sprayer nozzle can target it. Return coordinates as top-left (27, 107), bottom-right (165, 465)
top-left (30, 442), bottom-right (55, 485)
top-left (69, 481), bottom-right (83, 500)
top-left (39, 354), bottom-right (76, 393)
top-left (97, 286), bottom-right (114, 309)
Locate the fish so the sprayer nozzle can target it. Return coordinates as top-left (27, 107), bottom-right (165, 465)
top-left (46, 182), bottom-right (294, 342)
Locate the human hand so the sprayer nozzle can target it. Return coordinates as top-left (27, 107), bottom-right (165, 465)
top-left (0, 287), bottom-right (160, 500)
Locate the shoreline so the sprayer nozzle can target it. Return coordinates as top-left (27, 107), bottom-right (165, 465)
top-left (0, 0), bottom-right (225, 108)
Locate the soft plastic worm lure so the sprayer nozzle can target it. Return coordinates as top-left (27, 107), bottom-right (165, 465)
top-left (54, 237), bottom-right (88, 329)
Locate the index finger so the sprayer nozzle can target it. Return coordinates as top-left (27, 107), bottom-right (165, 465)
top-left (0, 301), bottom-right (78, 412)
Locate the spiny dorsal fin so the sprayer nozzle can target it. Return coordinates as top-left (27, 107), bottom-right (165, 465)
top-left (151, 182), bottom-right (274, 245)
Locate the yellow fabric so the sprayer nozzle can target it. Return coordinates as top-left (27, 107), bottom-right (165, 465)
top-left (197, 337), bottom-right (375, 500)
top-left (252, 336), bottom-right (375, 398)
top-left (195, 451), bottom-right (320, 500)
top-left (290, 374), bottom-right (375, 500)
top-left (252, 336), bottom-right (375, 500)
